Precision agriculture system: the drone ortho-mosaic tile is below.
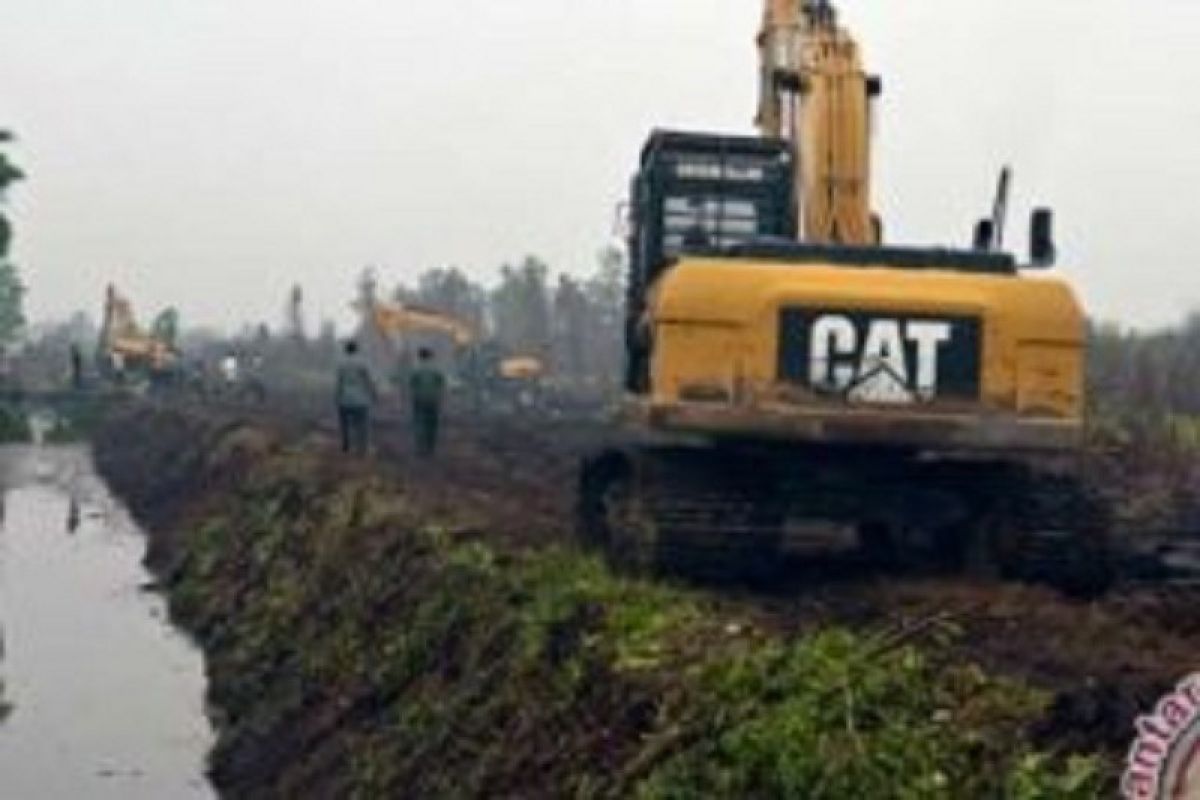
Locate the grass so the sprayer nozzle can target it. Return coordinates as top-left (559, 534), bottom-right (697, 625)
top-left (0, 403), bottom-right (30, 443)
top-left (637, 631), bottom-right (1101, 799)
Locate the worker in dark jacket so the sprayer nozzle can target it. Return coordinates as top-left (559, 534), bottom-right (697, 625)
top-left (409, 347), bottom-right (446, 457)
top-left (335, 340), bottom-right (377, 455)
top-left (69, 344), bottom-right (84, 390)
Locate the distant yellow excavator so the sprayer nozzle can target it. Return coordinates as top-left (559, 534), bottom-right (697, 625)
top-left (496, 355), bottom-right (545, 382)
top-left (97, 285), bottom-right (179, 378)
top-left (369, 302), bottom-right (477, 350)
top-left (579, 0), bottom-right (1111, 595)
top-left (366, 300), bottom-right (547, 396)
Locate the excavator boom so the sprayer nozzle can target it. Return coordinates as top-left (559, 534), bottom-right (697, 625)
top-left (757, 0), bottom-right (877, 245)
top-left (370, 303), bottom-right (477, 349)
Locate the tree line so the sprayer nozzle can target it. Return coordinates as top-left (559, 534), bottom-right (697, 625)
top-left (0, 131), bottom-right (25, 347)
top-left (1090, 317), bottom-right (1200, 421)
top-left (337, 247), bottom-right (627, 390)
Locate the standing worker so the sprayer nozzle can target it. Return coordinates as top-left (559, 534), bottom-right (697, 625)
top-left (409, 347), bottom-right (446, 457)
top-left (219, 350), bottom-right (240, 395)
top-left (110, 351), bottom-right (127, 385)
top-left (335, 340), bottom-right (377, 456)
top-left (69, 343), bottom-right (84, 391)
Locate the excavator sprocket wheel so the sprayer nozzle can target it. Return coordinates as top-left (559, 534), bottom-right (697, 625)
top-left (964, 470), bottom-right (1115, 599)
top-left (578, 448), bottom-right (785, 583)
top-left (577, 453), bottom-right (659, 575)
top-left (1011, 475), bottom-right (1115, 599)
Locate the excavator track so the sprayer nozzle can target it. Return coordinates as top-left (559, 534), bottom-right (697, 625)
top-left (578, 445), bottom-right (1116, 597)
top-left (973, 471), bottom-right (1115, 597)
top-left (578, 447), bottom-right (786, 582)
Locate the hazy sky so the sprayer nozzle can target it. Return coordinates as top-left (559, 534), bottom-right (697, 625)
top-left (2, 0), bottom-right (1198, 331)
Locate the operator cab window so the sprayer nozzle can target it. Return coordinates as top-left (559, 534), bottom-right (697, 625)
top-left (631, 132), bottom-right (795, 290)
top-left (663, 197), bottom-right (764, 252)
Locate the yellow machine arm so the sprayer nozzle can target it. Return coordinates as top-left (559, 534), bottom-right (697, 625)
top-left (101, 285), bottom-right (140, 344)
top-left (498, 356), bottom-right (545, 381)
top-left (757, 0), bottom-right (877, 245)
top-left (370, 303), bottom-right (477, 349)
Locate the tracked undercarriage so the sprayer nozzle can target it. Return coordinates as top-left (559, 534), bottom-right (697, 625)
top-left (578, 442), bottom-right (1115, 598)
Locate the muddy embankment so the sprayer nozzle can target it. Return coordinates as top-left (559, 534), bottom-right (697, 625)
top-left (95, 405), bottom-right (1132, 798)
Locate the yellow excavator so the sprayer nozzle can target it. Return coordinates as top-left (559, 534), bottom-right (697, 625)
top-left (97, 285), bottom-right (179, 382)
top-left (579, 0), bottom-right (1111, 595)
top-left (370, 302), bottom-right (478, 350)
top-left (367, 301), bottom-right (548, 406)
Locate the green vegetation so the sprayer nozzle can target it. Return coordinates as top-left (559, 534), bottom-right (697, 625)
top-left (639, 632), bottom-right (1100, 799)
top-left (0, 403), bottom-right (31, 443)
top-left (40, 397), bottom-right (107, 444)
top-left (0, 130), bottom-right (25, 346)
top-left (110, 416), bottom-right (1104, 798)
top-left (150, 308), bottom-right (180, 351)
top-left (385, 250), bottom-right (625, 387)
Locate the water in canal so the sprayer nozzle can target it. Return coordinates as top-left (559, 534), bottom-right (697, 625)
top-left (0, 444), bottom-right (214, 799)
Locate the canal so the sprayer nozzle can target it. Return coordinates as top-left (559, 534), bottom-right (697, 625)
top-left (0, 444), bottom-right (214, 798)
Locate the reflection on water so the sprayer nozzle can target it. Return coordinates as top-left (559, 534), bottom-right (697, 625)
top-left (0, 445), bottom-right (214, 799)
top-left (67, 498), bottom-right (81, 534)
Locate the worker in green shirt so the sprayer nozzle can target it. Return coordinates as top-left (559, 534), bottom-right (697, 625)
top-left (409, 347), bottom-right (446, 457)
top-left (335, 340), bottom-right (377, 456)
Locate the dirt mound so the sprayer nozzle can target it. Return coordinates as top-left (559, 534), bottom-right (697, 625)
top-left (92, 404), bottom-right (1127, 797)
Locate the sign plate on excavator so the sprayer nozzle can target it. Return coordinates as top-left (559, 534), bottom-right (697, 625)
top-left (778, 309), bottom-right (982, 404)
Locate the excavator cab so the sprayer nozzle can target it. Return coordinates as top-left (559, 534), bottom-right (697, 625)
top-left (628, 132), bottom-right (795, 285)
top-left (625, 132), bottom-right (795, 392)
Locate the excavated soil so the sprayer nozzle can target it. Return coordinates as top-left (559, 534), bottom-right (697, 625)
top-left (351, 405), bottom-right (1198, 722)
top-left (94, 401), bottom-right (1200, 793)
